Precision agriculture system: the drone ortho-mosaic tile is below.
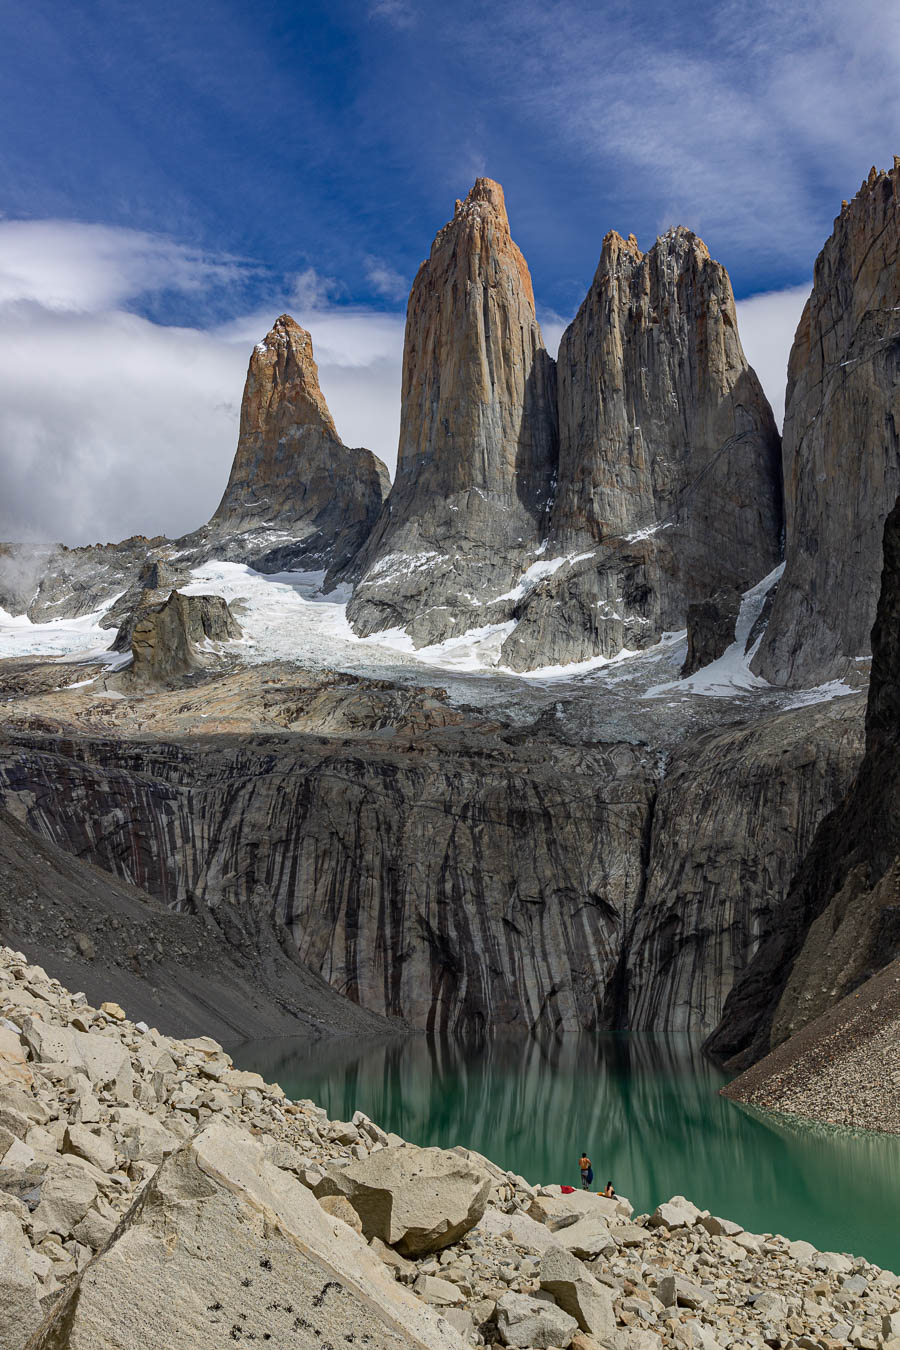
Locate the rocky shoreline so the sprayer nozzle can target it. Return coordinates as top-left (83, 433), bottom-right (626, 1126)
top-left (723, 956), bottom-right (900, 1135)
top-left (1, 947), bottom-right (898, 1350)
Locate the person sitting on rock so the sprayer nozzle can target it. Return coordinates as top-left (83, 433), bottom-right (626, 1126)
top-left (579, 1152), bottom-right (593, 1189)
top-left (602, 1179), bottom-right (616, 1198)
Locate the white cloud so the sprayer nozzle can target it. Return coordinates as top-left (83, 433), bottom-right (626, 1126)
top-left (369, 0), bottom-right (417, 29)
top-left (289, 266), bottom-right (344, 310)
top-left (0, 221), bottom-right (405, 545)
top-left (0, 219), bottom-right (809, 548)
top-left (735, 283), bottom-right (810, 429)
top-left (0, 219), bottom-right (240, 312)
top-left (364, 256), bottom-right (411, 302)
top-left (445, 0), bottom-right (900, 273)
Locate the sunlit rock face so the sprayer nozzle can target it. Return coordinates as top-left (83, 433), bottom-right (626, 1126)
top-left (211, 313), bottom-right (390, 574)
top-left (346, 178), bottom-right (559, 647)
top-left (753, 161), bottom-right (900, 687)
top-left (498, 227), bottom-right (784, 672)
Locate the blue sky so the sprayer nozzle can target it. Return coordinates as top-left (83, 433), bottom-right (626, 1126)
top-left (1, 0), bottom-right (899, 542)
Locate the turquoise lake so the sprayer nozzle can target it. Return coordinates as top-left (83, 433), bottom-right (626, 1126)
top-left (232, 1033), bottom-right (900, 1275)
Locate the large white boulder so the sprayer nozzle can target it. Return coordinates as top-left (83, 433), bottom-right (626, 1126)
top-left (495, 1291), bottom-right (579, 1349)
top-left (0, 1213), bottom-right (43, 1350)
top-left (539, 1244), bottom-right (616, 1339)
top-left (28, 1123), bottom-right (464, 1350)
top-left (314, 1143), bottom-right (491, 1255)
top-left (21, 1017), bottom-right (132, 1102)
top-left (647, 1196), bottom-right (704, 1230)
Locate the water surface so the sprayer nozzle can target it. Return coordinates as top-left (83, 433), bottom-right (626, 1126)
top-left (233, 1033), bottom-right (900, 1274)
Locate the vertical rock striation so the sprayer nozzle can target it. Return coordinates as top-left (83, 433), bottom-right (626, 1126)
top-left (708, 495), bottom-right (900, 1070)
top-left (211, 314), bottom-right (390, 574)
top-left (753, 161), bottom-right (900, 686)
top-left (347, 179), bottom-right (558, 646)
top-left (499, 228), bottom-right (783, 671)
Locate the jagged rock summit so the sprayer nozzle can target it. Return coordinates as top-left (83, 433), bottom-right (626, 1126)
top-left (210, 313), bottom-right (390, 574)
top-left (499, 226), bottom-right (784, 671)
top-left (347, 178), bottom-right (559, 646)
top-left (753, 159), bottom-right (900, 686)
top-left (346, 183), bottom-right (782, 671)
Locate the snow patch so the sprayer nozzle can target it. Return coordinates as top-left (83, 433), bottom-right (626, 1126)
top-left (643, 564), bottom-right (784, 699)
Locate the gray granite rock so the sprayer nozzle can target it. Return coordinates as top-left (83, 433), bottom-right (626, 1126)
top-left (754, 161), bottom-right (900, 686)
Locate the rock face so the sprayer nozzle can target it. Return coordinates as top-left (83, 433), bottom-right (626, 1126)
top-left (625, 696), bottom-right (864, 1034)
top-left (0, 664), bottom-right (865, 1039)
top-left (500, 228), bottom-right (783, 671)
top-left (211, 314), bottom-right (390, 574)
top-left (754, 161), bottom-right (900, 686)
top-left (708, 495), bottom-right (900, 1069)
top-left (0, 717), bottom-right (655, 1038)
top-left (124, 589), bottom-right (241, 684)
top-left (31, 1123), bottom-right (463, 1350)
top-left (0, 804), bottom-right (390, 1044)
top-left (314, 1144), bottom-right (492, 1254)
top-left (680, 592), bottom-right (741, 677)
top-left (347, 179), bottom-right (558, 646)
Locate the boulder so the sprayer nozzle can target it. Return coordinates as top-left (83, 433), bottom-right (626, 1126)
top-left (528, 1191), bottom-right (628, 1228)
top-left (413, 1275), bottom-right (465, 1307)
top-left (31, 1158), bottom-right (98, 1238)
top-left (0, 1217), bottom-right (43, 1350)
top-left (28, 1123), bottom-right (462, 1350)
top-left (539, 1245), bottom-right (616, 1339)
top-left (22, 1017), bottom-right (132, 1102)
top-left (62, 1125), bottom-right (116, 1173)
top-left (656, 1274), bottom-right (713, 1310)
top-left (476, 1205), bottom-right (558, 1253)
top-left (556, 1214), bottom-right (617, 1260)
top-left (314, 1143), bottom-right (491, 1255)
top-left (0, 1026), bottom-right (32, 1088)
top-left (317, 1193), bottom-right (363, 1234)
top-left (647, 1196), bottom-right (703, 1229)
top-left (698, 1214), bottom-right (743, 1238)
top-left (495, 1291), bottom-right (579, 1349)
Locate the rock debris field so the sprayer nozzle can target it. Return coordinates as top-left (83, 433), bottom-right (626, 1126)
top-left (1, 947), bottom-right (898, 1350)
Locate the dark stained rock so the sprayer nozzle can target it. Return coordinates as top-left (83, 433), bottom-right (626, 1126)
top-left (753, 161), bottom-right (900, 687)
top-left (625, 695), bottom-right (864, 1034)
top-left (0, 805), bottom-right (389, 1043)
top-left (707, 494), bottom-right (900, 1069)
top-left (681, 591), bottom-right (741, 677)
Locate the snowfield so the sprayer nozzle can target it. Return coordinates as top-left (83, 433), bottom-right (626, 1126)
top-left (0, 559), bottom-right (860, 712)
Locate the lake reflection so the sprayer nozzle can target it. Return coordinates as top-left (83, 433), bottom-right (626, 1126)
top-left (232, 1032), bottom-right (900, 1274)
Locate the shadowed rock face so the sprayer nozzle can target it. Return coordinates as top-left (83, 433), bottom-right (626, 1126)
top-left (707, 495), bottom-right (900, 1070)
top-left (625, 696), bottom-right (864, 1034)
top-left (347, 179), bottom-right (558, 646)
top-left (499, 228), bottom-right (783, 672)
top-left (754, 161), bottom-right (900, 687)
top-left (211, 314), bottom-right (390, 573)
top-left (0, 666), bottom-right (864, 1040)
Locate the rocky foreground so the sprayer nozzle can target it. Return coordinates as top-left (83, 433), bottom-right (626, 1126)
top-left (1, 948), bottom-right (898, 1350)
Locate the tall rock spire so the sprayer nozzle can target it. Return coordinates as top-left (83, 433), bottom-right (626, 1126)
top-left (212, 314), bottom-right (389, 574)
top-left (752, 161), bottom-right (900, 686)
top-left (498, 226), bottom-right (784, 671)
top-left (347, 178), bottom-right (558, 645)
